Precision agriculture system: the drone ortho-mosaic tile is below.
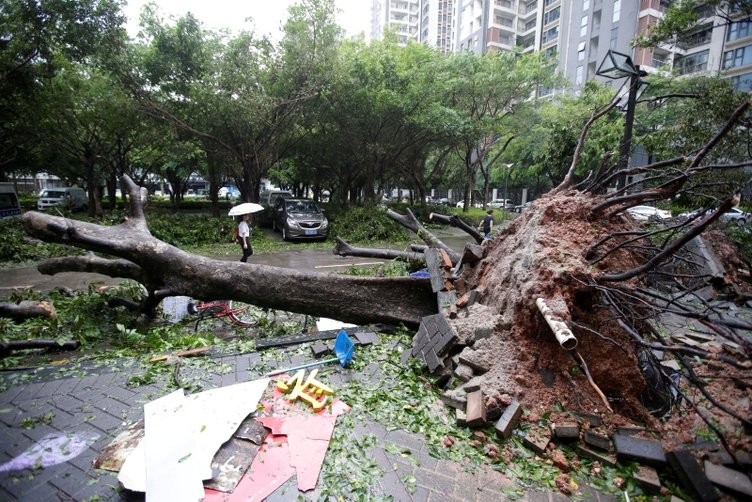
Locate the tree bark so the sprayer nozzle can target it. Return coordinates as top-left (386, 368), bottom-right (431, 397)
top-left (0, 301), bottom-right (57, 321)
top-left (332, 237), bottom-right (425, 264)
top-left (20, 176), bottom-right (437, 327)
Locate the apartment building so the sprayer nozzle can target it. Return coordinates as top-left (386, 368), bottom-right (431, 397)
top-left (369, 1), bottom-right (751, 94)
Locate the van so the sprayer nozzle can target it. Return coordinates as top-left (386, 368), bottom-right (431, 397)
top-left (0, 182), bottom-right (22, 218)
top-left (257, 190), bottom-right (293, 227)
top-left (37, 187), bottom-right (88, 212)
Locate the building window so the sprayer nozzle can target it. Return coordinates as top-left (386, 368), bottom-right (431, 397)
top-left (727, 20), bottom-right (751, 42)
top-left (584, 0), bottom-right (590, 11)
top-left (576, 65), bottom-right (584, 85)
top-left (676, 49), bottom-right (709, 75)
top-left (544, 6), bottom-right (560, 25)
top-left (581, 15), bottom-right (588, 37)
top-left (613, 0), bottom-right (621, 23)
top-left (610, 27), bottom-right (618, 49)
top-left (545, 44), bottom-right (558, 57)
top-left (495, 0), bottom-right (513, 7)
top-left (543, 0), bottom-right (557, 7)
top-left (730, 72), bottom-right (752, 92)
top-left (578, 41), bottom-right (586, 61)
top-left (542, 26), bottom-right (559, 44)
top-left (723, 44), bottom-right (752, 70)
top-left (677, 24), bottom-right (713, 50)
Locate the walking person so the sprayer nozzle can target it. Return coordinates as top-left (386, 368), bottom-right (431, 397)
top-left (238, 213), bottom-right (253, 262)
top-left (479, 209), bottom-right (494, 240)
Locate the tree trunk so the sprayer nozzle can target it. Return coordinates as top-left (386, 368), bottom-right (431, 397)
top-left (20, 176), bottom-right (436, 327)
top-left (0, 301), bottom-right (57, 321)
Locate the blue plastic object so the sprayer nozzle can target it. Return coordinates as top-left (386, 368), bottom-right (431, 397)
top-left (410, 269), bottom-right (430, 278)
top-left (266, 329), bottom-right (355, 376)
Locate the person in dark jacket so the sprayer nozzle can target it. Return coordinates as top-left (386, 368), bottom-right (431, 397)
top-left (480, 209), bottom-right (494, 240)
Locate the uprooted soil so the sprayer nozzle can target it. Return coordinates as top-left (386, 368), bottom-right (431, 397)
top-left (451, 190), bottom-right (751, 455)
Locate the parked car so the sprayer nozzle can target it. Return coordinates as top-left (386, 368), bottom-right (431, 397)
top-left (37, 187), bottom-right (88, 212)
top-left (257, 189), bottom-right (294, 226)
top-left (488, 199), bottom-right (514, 210)
top-left (678, 207), bottom-right (750, 226)
top-left (218, 186), bottom-right (241, 200)
top-left (720, 207), bottom-right (751, 225)
top-left (513, 201), bottom-right (532, 213)
top-left (272, 198), bottom-right (328, 241)
top-left (0, 182), bottom-right (21, 218)
top-left (626, 205), bottom-right (672, 221)
top-left (455, 200), bottom-right (483, 208)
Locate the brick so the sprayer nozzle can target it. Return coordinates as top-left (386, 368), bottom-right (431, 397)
top-left (438, 248), bottom-right (453, 269)
top-left (577, 413), bottom-right (602, 427)
top-left (522, 425), bottom-right (551, 455)
top-left (436, 290), bottom-right (457, 310)
top-left (667, 449), bottom-right (719, 502)
top-left (454, 278), bottom-right (467, 295)
top-left (634, 465), bottom-right (662, 492)
top-left (704, 460), bottom-right (752, 498)
top-left (494, 399), bottom-right (522, 440)
top-left (465, 390), bottom-right (487, 428)
top-left (575, 445), bottom-right (618, 467)
top-left (583, 430), bottom-right (611, 451)
top-left (447, 304), bottom-right (458, 319)
top-left (613, 434), bottom-right (666, 468)
top-left (554, 422), bottom-right (580, 441)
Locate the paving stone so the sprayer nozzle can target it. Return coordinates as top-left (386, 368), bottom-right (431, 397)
top-left (554, 422), bottom-right (580, 441)
top-left (583, 430), bottom-right (611, 451)
top-left (613, 434), bottom-right (666, 467)
top-left (385, 429), bottom-right (424, 455)
top-left (577, 413), bottom-right (603, 427)
top-left (667, 449), bottom-right (719, 502)
top-left (456, 408), bottom-right (467, 426)
top-left (423, 347), bottom-right (444, 374)
top-left (703, 460), bottom-right (752, 498)
top-left (494, 399), bottom-right (522, 440)
top-left (310, 343), bottom-right (330, 357)
top-left (522, 425), bottom-right (551, 455)
top-left (465, 390), bottom-right (487, 428)
top-left (440, 388), bottom-right (467, 410)
top-left (453, 363), bottom-right (474, 382)
top-left (633, 465), bottom-right (661, 492)
top-left (353, 330), bottom-right (378, 345)
top-left (575, 445), bottom-right (618, 468)
top-left (414, 466), bottom-right (455, 493)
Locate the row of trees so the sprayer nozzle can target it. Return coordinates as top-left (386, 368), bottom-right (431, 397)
top-left (1, 0), bottom-right (749, 217)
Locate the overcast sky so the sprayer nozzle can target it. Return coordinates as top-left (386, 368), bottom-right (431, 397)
top-left (123, 0), bottom-right (371, 41)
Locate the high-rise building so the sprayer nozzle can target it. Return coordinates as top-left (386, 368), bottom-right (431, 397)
top-left (369, 1), bottom-right (751, 93)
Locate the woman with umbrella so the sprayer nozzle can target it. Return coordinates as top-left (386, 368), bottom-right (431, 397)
top-left (228, 203), bottom-right (264, 263)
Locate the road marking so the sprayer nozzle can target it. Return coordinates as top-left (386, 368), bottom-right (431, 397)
top-left (314, 261), bottom-right (384, 269)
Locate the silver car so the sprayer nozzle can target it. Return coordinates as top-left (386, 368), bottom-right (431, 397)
top-left (272, 198), bottom-right (329, 241)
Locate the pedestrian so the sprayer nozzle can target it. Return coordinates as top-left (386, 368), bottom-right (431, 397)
top-left (238, 213), bottom-right (253, 262)
top-left (479, 209), bottom-right (494, 240)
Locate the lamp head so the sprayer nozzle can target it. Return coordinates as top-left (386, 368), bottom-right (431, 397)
top-left (596, 50), bottom-right (638, 79)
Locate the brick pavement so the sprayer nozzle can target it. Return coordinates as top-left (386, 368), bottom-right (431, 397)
top-left (0, 342), bottom-right (615, 501)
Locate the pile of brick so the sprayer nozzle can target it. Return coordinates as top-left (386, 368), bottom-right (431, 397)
top-left (407, 240), bottom-right (752, 500)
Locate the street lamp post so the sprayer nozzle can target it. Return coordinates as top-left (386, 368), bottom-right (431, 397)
top-left (596, 50), bottom-right (649, 180)
top-left (503, 163), bottom-right (514, 204)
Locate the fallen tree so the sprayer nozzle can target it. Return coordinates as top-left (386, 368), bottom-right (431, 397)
top-left (15, 96), bottom-right (752, 464)
top-left (19, 179), bottom-right (437, 328)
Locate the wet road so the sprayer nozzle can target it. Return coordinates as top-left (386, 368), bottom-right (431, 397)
top-left (0, 228), bottom-right (472, 298)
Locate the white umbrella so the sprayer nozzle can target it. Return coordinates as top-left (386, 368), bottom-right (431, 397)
top-left (228, 202), bottom-right (264, 216)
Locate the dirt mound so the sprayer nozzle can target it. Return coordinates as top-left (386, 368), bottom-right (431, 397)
top-left (452, 190), bottom-right (750, 451)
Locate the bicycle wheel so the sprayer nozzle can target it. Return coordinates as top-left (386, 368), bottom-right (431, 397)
top-left (227, 301), bottom-right (259, 327)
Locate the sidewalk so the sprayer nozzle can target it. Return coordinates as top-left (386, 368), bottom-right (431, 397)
top-left (0, 334), bottom-right (539, 501)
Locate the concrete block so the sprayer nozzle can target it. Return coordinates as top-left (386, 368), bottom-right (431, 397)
top-left (667, 449), bottom-right (719, 502)
top-left (453, 364), bottom-right (474, 382)
top-left (522, 425), bottom-right (551, 455)
top-left (494, 399), bottom-right (522, 440)
top-left (460, 377), bottom-right (482, 393)
top-left (613, 434), bottom-right (666, 468)
top-left (462, 244), bottom-right (483, 264)
top-left (440, 389), bottom-right (467, 410)
top-left (465, 390), bottom-right (487, 428)
top-left (634, 465), bottom-right (662, 492)
top-left (553, 422), bottom-right (580, 441)
top-left (575, 445), bottom-right (618, 468)
top-left (455, 408), bottom-right (467, 427)
top-left (584, 430), bottom-right (611, 451)
top-left (704, 461), bottom-right (752, 498)
top-left (577, 413), bottom-right (602, 427)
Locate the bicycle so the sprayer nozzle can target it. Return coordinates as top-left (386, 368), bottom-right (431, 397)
top-left (186, 299), bottom-right (259, 331)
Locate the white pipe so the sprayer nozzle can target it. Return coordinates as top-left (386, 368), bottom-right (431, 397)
top-left (536, 297), bottom-right (578, 350)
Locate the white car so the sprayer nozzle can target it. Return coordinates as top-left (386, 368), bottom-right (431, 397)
top-left (626, 205), bottom-right (672, 221)
top-left (720, 207), bottom-right (750, 225)
top-left (488, 199), bottom-right (514, 210)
